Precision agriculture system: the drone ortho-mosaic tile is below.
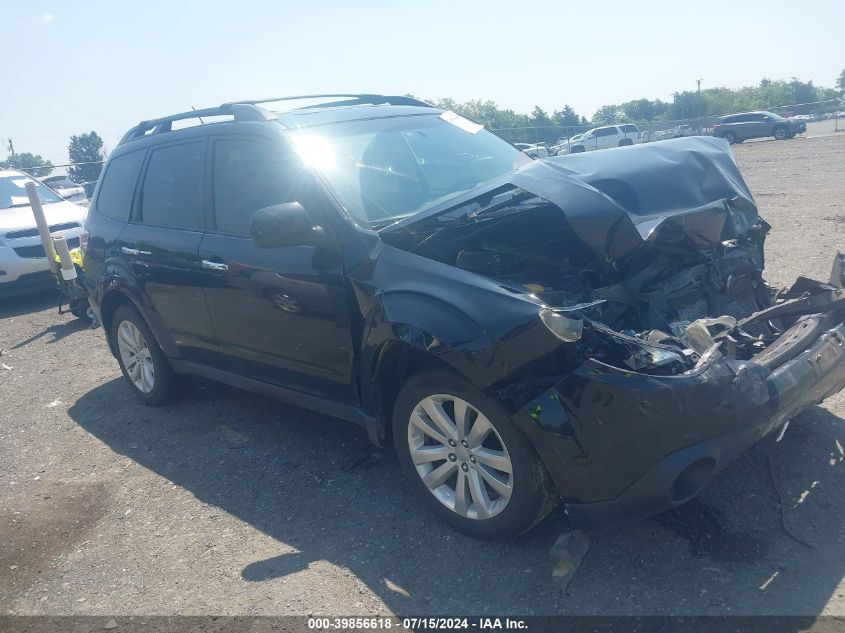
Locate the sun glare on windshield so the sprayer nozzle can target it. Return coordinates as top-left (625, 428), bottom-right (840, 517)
top-left (293, 134), bottom-right (337, 171)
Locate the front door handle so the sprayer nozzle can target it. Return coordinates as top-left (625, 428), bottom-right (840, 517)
top-left (202, 260), bottom-right (229, 271)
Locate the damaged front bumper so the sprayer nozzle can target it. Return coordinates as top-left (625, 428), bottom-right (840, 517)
top-left (517, 306), bottom-right (845, 527)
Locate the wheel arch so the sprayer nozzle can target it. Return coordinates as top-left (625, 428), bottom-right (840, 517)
top-left (358, 291), bottom-right (498, 445)
top-left (98, 286), bottom-right (174, 359)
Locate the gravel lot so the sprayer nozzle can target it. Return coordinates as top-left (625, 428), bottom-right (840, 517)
top-left (2, 128), bottom-right (844, 617)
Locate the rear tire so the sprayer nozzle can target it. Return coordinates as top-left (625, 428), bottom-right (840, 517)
top-left (70, 299), bottom-right (93, 323)
top-left (722, 131), bottom-right (738, 144)
top-left (392, 369), bottom-right (557, 539)
top-left (618, 138), bottom-right (633, 147)
top-left (110, 304), bottom-right (189, 406)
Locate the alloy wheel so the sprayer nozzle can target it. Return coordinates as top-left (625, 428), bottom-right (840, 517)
top-left (407, 394), bottom-right (514, 520)
top-left (116, 320), bottom-right (155, 393)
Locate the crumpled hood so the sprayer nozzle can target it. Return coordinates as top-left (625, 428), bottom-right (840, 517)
top-left (512, 136), bottom-right (758, 260)
top-left (387, 136), bottom-right (758, 262)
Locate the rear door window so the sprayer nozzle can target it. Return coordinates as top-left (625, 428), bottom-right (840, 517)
top-left (211, 138), bottom-right (295, 237)
top-left (139, 142), bottom-right (205, 231)
top-left (94, 150), bottom-right (145, 221)
top-left (594, 127), bottom-right (617, 137)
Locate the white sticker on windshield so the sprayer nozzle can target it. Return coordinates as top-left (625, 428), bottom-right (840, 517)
top-left (440, 111), bottom-right (483, 135)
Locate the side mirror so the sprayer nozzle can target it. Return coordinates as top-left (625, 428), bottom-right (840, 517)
top-left (250, 202), bottom-right (316, 249)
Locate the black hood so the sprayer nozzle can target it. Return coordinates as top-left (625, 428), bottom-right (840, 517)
top-left (384, 136), bottom-right (758, 261)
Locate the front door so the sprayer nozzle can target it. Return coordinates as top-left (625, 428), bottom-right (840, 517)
top-left (198, 135), bottom-right (356, 403)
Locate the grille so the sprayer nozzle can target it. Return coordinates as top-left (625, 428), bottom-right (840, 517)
top-left (5, 222), bottom-right (80, 240)
top-left (13, 237), bottom-right (80, 259)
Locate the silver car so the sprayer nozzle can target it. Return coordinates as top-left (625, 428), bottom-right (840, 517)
top-left (0, 170), bottom-right (85, 297)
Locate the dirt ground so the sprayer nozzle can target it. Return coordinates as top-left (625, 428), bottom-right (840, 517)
top-left (1, 128), bottom-right (844, 617)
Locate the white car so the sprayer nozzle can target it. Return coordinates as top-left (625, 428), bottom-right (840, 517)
top-left (0, 170), bottom-right (86, 297)
top-left (41, 176), bottom-right (90, 207)
top-left (514, 143), bottom-right (550, 158)
top-left (565, 124), bottom-right (640, 153)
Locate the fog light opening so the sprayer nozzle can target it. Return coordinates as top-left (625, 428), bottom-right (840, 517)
top-left (670, 458), bottom-right (716, 504)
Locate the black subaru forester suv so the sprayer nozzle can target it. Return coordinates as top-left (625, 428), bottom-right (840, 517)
top-left (83, 94), bottom-right (845, 538)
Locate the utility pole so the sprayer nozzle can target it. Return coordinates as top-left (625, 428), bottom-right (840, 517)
top-left (7, 138), bottom-right (15, 157)
top-left (696, 79), bottom-right (703, 128)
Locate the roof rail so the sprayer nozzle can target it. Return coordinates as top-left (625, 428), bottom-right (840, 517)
top-left (117, 94), bottom-right (434, 147)
top-left (225, 93), bottom-right (434, 110)
top-left (117, 103), bottom-right (275, 146)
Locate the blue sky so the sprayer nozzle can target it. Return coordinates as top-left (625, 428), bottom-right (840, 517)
top-left (1, 0), bottom-right (842, 164)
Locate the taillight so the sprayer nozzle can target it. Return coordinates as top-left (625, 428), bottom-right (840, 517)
top-left (80, 228), bottom-right (90, 255)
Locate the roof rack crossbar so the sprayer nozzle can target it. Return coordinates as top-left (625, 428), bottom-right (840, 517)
top-left (225, 93), bottom-right (433, 109)
top-left (118, 103), bottom-right (274, 146)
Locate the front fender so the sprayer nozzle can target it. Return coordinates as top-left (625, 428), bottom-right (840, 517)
top-left (362, 290), bottom-right (497, 387)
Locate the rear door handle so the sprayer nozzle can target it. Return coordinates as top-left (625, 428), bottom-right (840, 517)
top-left (202, 260), bottom-right (229, 271)
top-left (122, 246), bottom-right (151, 256)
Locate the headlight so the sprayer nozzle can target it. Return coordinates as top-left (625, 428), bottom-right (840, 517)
top-left (539, 308), bottom-right (583, 342)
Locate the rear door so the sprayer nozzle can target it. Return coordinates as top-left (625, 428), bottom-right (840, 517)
top-left (198, 134), bottom-right (356, 402)
top-left (728, 114), bottom-right (755, 139)
top-left (118, 139), bottom-right (217, 364)
top-left (593, 126), bottom-right (618, 149)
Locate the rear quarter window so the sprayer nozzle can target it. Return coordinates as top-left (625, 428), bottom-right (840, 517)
top-left (94, 150), bottom-right (145, 222)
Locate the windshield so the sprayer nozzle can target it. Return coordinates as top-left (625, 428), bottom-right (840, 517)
top-left (288, 113), bottom-right (530, 227)
top-left (0, 175), bottom-right (62, 210)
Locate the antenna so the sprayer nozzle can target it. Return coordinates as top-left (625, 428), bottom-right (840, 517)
top-left (191, 106), bottom-right (205, 124)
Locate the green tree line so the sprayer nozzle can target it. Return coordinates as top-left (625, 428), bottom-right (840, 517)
top-left (420, 72), bottom-right (843, 143)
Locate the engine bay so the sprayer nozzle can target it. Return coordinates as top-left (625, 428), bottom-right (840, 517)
top-left (384, 190), bottom-right (845, 377)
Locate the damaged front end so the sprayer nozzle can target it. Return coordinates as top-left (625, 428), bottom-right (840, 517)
top-left (381, 137), bottom-right (845, 520)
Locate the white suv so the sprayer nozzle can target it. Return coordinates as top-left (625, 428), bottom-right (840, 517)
top-left (566, 124), bottom-right (640, 153)
top-left (0, 170), bottom-right (85, 297)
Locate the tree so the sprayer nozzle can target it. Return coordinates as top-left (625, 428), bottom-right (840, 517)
top-left (591, 105), bottom-right (621, 124)
top-left (837, 69), bottom-right (845, 93)
top-left (551, 105), bottom-right (580, 127)
top-left (528, 106), bottom-right (552, 128)
top-left (67, 131), bottom-right (105, 186)
top-left (0, 152), bottom-right (54, 178)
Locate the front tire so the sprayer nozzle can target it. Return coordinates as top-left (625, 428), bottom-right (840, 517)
top-left (773, 126), bottom-right (788, 140)
top-left (110, 304), bottom-right (188, 406)
top-left (393, 370), bottom-right (557, 538)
